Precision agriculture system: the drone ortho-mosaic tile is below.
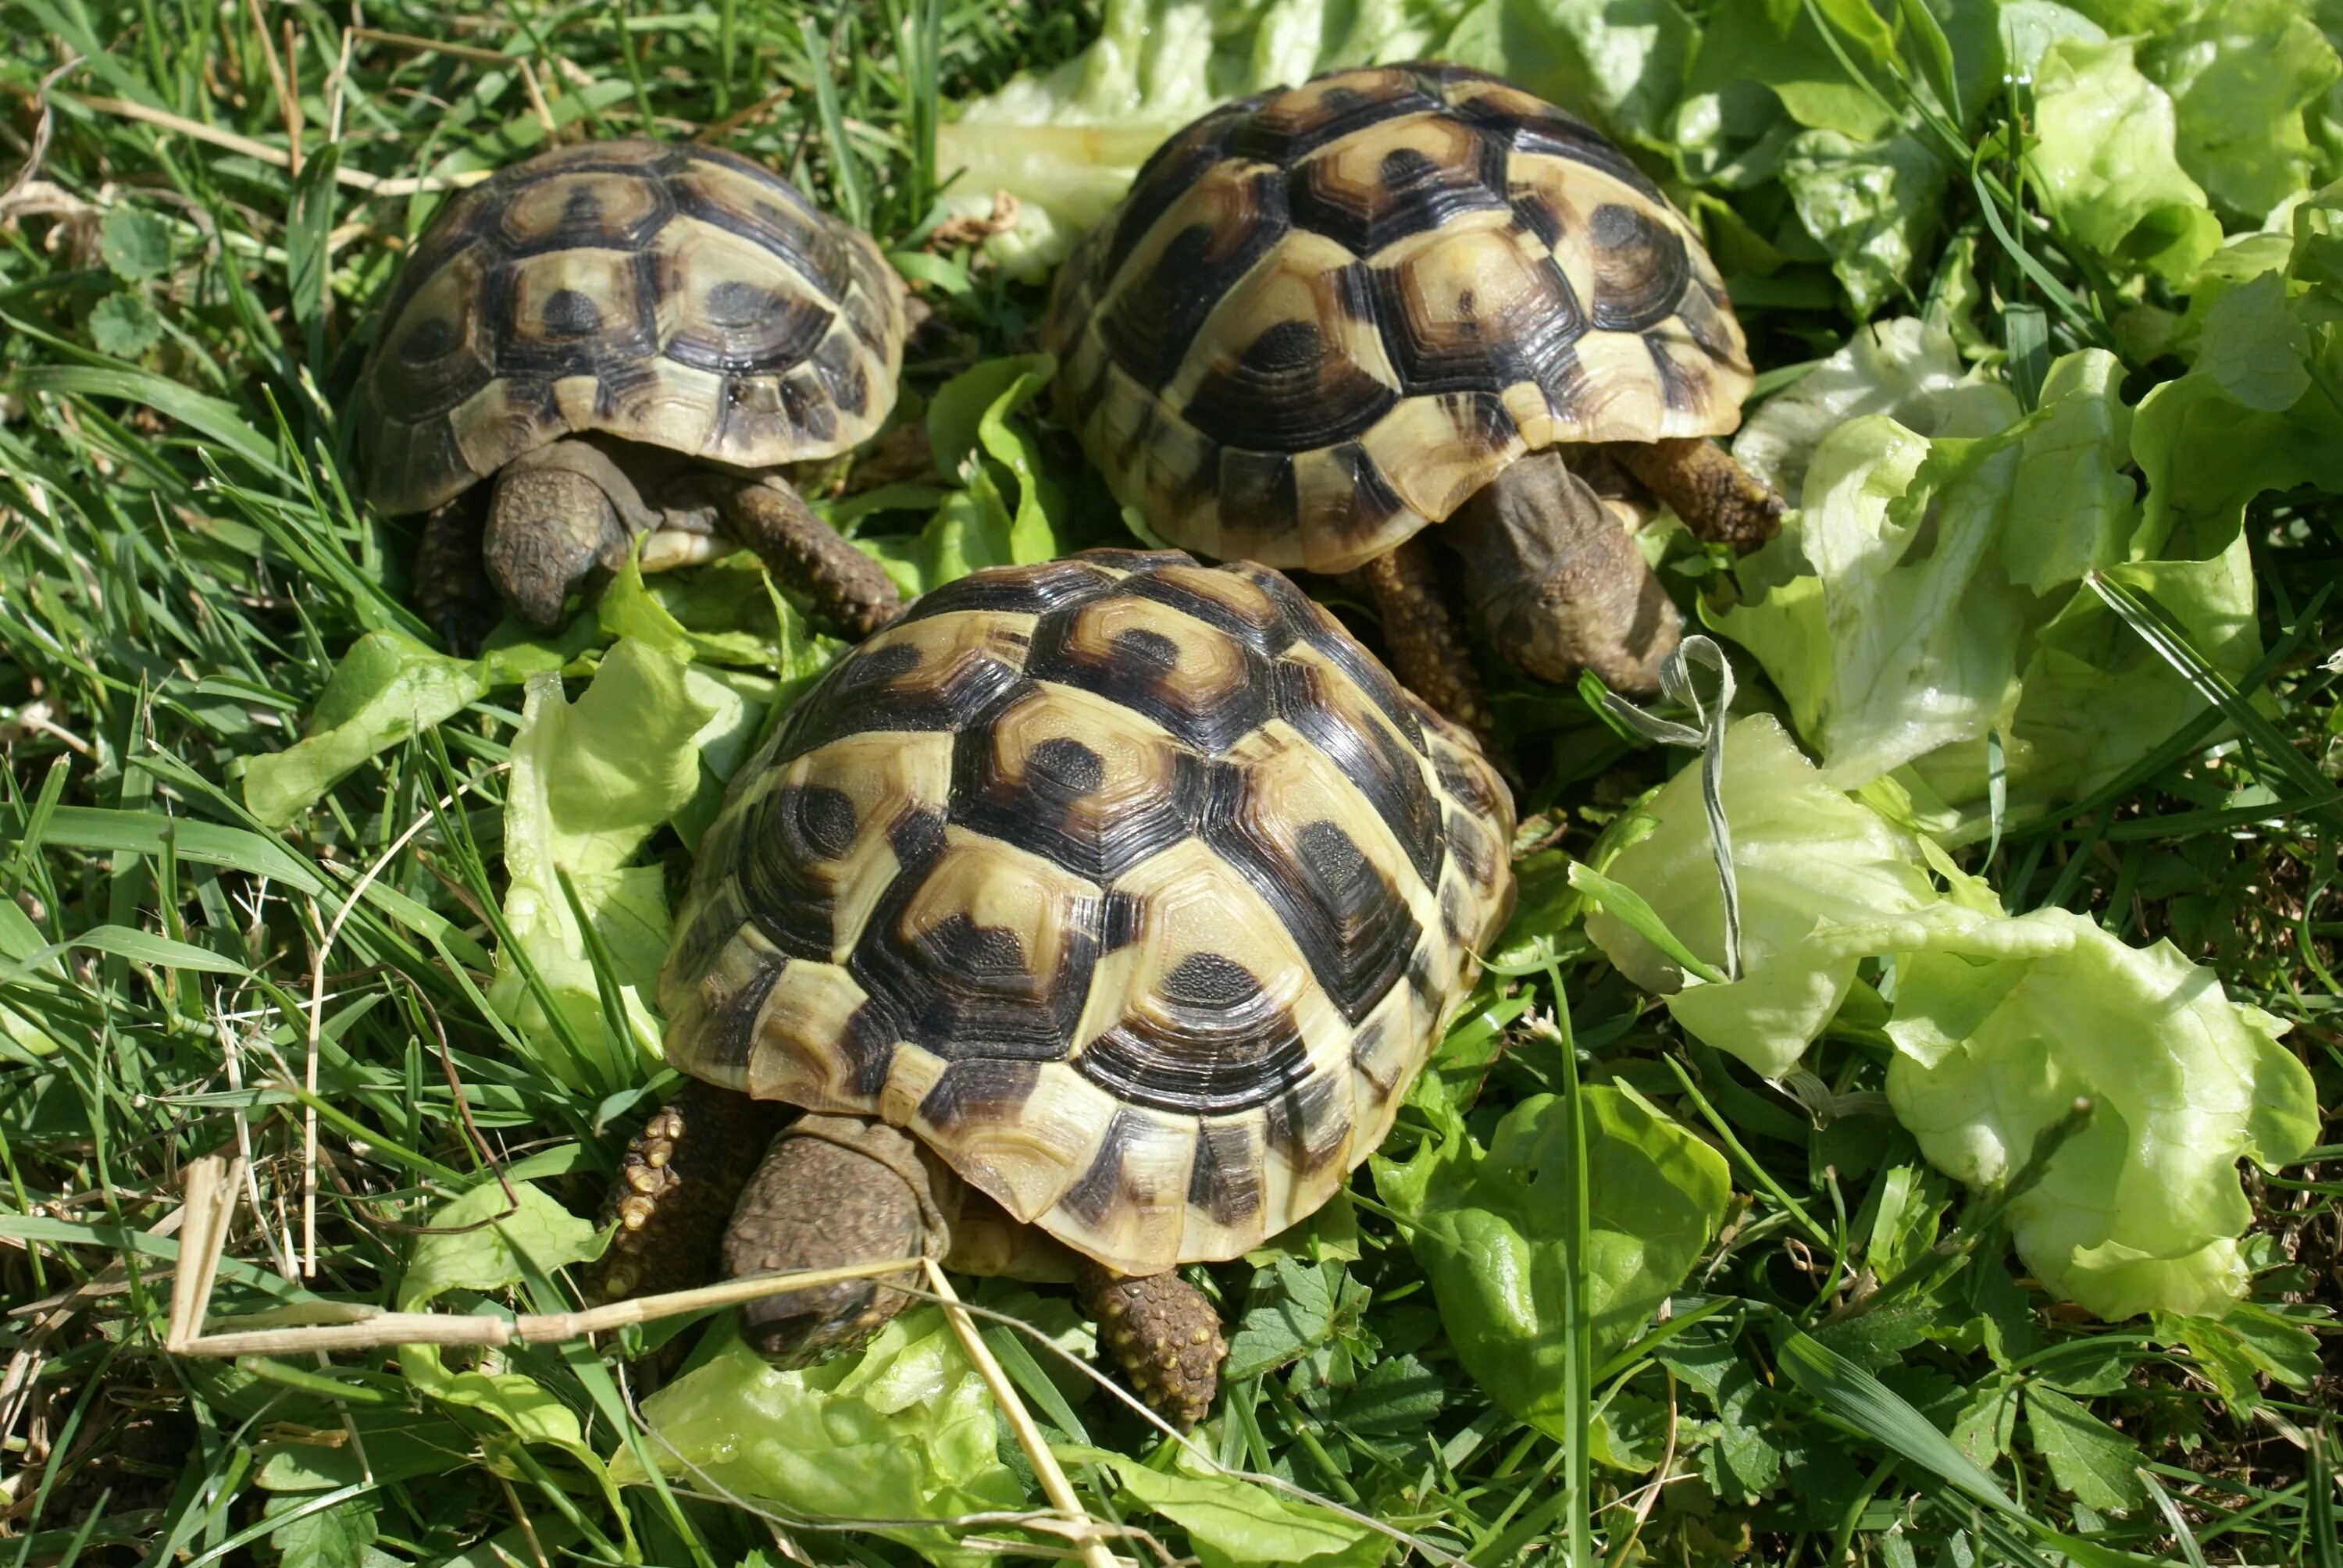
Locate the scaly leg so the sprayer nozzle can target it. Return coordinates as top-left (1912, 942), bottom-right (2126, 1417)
top-left (1357, 533), bottom-right (1502, 752)
top-left (715, 476), bottom-right (904, 638)
top-left (1617, 436), bottom-right (1784, 552)
top-left (412, 493), bottom-right (501, 654)
top-left (594, 1078), bottom-right (790, 1303)
top-left (1075, 1261), bottom-right (1227, 1431)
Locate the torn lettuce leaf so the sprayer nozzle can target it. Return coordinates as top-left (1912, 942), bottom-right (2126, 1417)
top-left (1374, 1082), bottom-right (1731, 1436)
top-left (487, 640), bottom-right (717, 1093)
top-left (241, 630), bottom-right (488, 829)
top-left (864, 354), bottom-right (1068, 595)
top-left (1886, 911), bottom-right (2319, 1320)
top-left (2138, 0), bottom-right (2341, 225)
top-left (1582, 715), bottom-right (1940, 1078)
top-left (614, 1314), bottom-right (1028, 1568)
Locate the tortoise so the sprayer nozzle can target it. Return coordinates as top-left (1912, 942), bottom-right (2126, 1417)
top-left (594, 548), bottom-right (1516, 1427)
top-left (1043, 62), bottom-right (1782, 737)
top-left (355, 138), bottom-right (905, 646)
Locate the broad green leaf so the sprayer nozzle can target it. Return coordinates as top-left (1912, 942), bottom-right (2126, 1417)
top-left (241, 630), bottom-right (487, 828)
top-left (1443, 0), bottom-right (1694, 141)
top-left (1886, 911), bottom-right (2320, 1320)
top-left (396, 1180), bottom-right (603, 1312)
top-left (615, 1315), bottom-right (1029, 1568)
top-left (263, 1492), bottom-right (383, 1568)
top-left (1070, 1445), bottom-right (1385, 1568)
top-left (2023, 1387), bottom-right (2146, 1513)
top-left (1779, 130), bottom-right (1948, 315)
top-left (98, 205), bottom-right (172, 280)
top-left (1374, 1083), bottom-right (1730, 1436)
top-left (88, 290), bottom-right (164, 358)
top-left (882, 355), bottom-right (1067, 593)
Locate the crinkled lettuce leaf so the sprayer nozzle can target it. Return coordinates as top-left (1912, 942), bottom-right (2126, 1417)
top-left (2138, 0), bottom-right (2341, 224)
top-left (933, 0), bottom-right (1448, 280)
top-left (1731, 317), bottom-right (2018, 506)
top-left (2027, 35), bottom-right (2220, 285)
top-left (1441, 0), bottom-right (1695, 145)
top-left (1582, 715), bottom-right (1939, 1078)
top-left (242, 630), bottom-right (488, 829)
top-left (1374, 1083), bottom-right (1730, 1435)
top-left (613, 1313), bottom-right (1028, 1568)
top-left (1886, 912), bottom-right (2319, 1320)
top-left (487, 640), bottom-right (717, 1092)
top-left (1069, 1445), bottom-right (1384, 1568)
top-left (1778, 130), bottom-right (1949, 317)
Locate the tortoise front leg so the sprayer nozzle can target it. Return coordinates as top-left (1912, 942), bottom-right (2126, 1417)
top-left (713, 475), bottom-right (903, 638)
top-left (594, 1078), bottom-right (790, 1303)
top-left (1357, 533), bottom-right (1501, 750)
top-left (721, 1114), bottom-right (940, 1363)
top-left (1075, 1262), bottom-right (1227, 1431)
top-left (412, 491), bottom-right (502, 654)
top-left (1616, 436), bottom-right (1784, 552)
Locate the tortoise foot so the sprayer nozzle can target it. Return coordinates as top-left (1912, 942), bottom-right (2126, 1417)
top-left (1077, 1261), bottom-right (1226, 1431)
top-left (593, 1078), bottom-right (787, 1303)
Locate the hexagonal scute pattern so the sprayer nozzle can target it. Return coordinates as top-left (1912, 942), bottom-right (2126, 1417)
top-left (1046, 62), bottom-right (1756, 575)
top-left (358, 138), bottom-right (904, 517)
top-left (662, 551), bottom-right (1518, 1276)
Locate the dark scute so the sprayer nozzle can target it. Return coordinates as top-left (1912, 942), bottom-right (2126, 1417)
top-left (1372, 251), bottom-right (1584, 397)
top-left (1405, 943), bottom-right (1444, 1009)
top-left (1216, 449), bottom-right (1303, 566)
top-left (918, 1057), bottom-right (1043, 1133)
top-left (848, 868), bottom-right (1100, 1063)
top-left (1179, 307), bottom-right (1397, 452)
top-left (562, 185), bottom-right (604, 225)
top-left (1075, 954), bottom-right (1317, 1114)
top-left (1434, 745), bottom-right (1504, 825)
top-left (1349, 1017), bottom-right (1395, 1092)
top-left (1203, 772), bottom-right (1422, 1023)
top-left (540, 287), bottom-right (604, 337)
top-left (1300, 617), bottom-right (1428, 757)
top-left (398, 315), bottom-right (460, 364)
top-left (1188, 1120), bottom-right (1264, 1225)
top-left (1442, 805), bottom-right (1493, 890)
top-left (1675, 280), bottom-right (1742, 368)
top-left (706, 279), bottom-right (772, 326)
top-left (1025, 600), bottom-right (1275, 757)
top-left (1440, 878), bottom-right (1471, 947)
top-left (1289, 123), bottom-right (1510, 255)
top-left (885, 803), bottom-right (949, 869)
top-left (948, 717), bottom-right (1205, 883)
top-left (810, 326), bottom-right (871, 415)
top-left (698, 957), bottom-right (781, 1073)
top-left (769, 367), bottom-right (840, 444)
top-left (1462, 98), bottom-right (1665, 202)
top-left (1104, 107), bottom-right (1249, 284)
top-left (1264, 1071), bottom-right (1350, 1173)
top-left (838, 998), bottom-right (901, 1096)
top-left (1119, 551), bottom-right (1297, 655)
top-left (775, 636), bottom-right (1024, 761)
top-left (1510, 192), bottom-right (1564, 249)
top-left (1027, 737), bottom-right (1106, 796)
top-left (789, 785), bottom-right (858, 862)
top-left (1058, 1109), bottom-right (1147, 1228)
top-left (897, 557), bottom-right (1122, 624)
top-left (1588, 204), bottom-right (1690, 333)
top-left (1644, 330), bottom-right (1709, 413)
top-left (1272, 661), bottom-right (1443, 888)
top-left (1103, 889), bottom-right (1147, 950)
top-left (1099, 170), bottom-right (1291, 391)
top-left (1111, 626), bottom-right (1181, 675)
top-left (1229, 78), bottom-right (1442, 166)
top-left (1313, 441), bottom-right (1413, 558)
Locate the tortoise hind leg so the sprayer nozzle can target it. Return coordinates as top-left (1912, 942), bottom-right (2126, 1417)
top-left (1617, 436), bottom-right (1783, 552)
top-left (1075, 1261), bottom-right (1226, 1431)
top-left (713, 475), bottom-right (904, 639)
top-left (594, 1078), bottom-right (790, 1303)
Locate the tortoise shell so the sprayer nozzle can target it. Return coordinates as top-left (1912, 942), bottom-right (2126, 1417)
top-left (1043, 63), bottom-right (1755, 574)
top-left (662, 550), bottom-right (1516, 1276)
top-left (358, 139), bottom-right (906, 518)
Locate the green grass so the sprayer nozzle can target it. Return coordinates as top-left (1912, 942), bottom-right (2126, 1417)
top-left (2, 2), bottom-right (2340, 1567)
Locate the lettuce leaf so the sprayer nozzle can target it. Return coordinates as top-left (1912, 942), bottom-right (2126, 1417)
top-left (1071, 1446), bottom-right (1383, 1568)
top-left (487, 640), bottom-right (718, 1093)
top-left (863, 355), bottom-right (1068, 595)
top-left (613, 1313), bottom-right (1028, 1568)
top-left (242, 630), bottom-right (489, 829)
top-left (1886, 912), bottom-right (2319, 1320)
top-left (2027, 36), bottom-right (2220, 285)
top-left (2138, 0), bottom-right (2341, 223)
top-left (1582, 715), bottom-right (1940, 1078)
top-left (1374, 1083), bottom-right (1731, 1434)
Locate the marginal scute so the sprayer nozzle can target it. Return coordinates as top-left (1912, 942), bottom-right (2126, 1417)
top-left (1043, 62), bottom-right (1754, 565)
top-left (662, 553), bottom-right (1516, 1278)
top-left (359, 139), bottom-right (906, 517)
